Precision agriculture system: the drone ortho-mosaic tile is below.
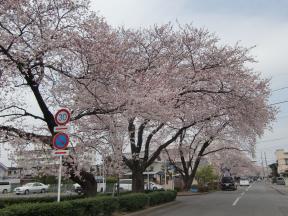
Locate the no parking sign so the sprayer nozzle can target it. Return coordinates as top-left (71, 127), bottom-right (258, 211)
top-left (53, 132), bottom-right (69, 150)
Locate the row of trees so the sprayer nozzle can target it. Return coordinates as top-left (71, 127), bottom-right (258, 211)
top-left (0, 0), bottom-right (276, 195)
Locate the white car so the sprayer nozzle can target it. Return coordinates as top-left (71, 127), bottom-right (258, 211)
top-left (0, 182), bottom-right (11, 194)
top-left (145, 182), bottom-right (164, 190)
top-left (117, 179), bottom-right (132, 191)
top-left (239, 178), bottom-right (250, 186)
top-left (15, 182), bottom-right (49, 195)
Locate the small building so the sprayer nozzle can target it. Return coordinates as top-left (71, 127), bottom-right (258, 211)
top-left (0, 162), bottom-right (22, 180)
top-left (275, 149), bottom-right (288, 177)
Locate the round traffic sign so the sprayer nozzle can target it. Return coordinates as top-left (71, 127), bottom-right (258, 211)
top-left (55, 108), bottom-right (70, 126)
top-left (53, 133), bottom-right (69, 150)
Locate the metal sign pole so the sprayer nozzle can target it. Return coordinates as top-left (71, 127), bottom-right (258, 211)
top-left (57, 155), bottom-right (62, 202)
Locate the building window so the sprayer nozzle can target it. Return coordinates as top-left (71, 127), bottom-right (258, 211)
top-left (285, 159), bottom-right (288, 165)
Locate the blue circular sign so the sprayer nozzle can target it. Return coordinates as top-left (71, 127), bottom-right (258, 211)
top-left (53, 133), bottom-right (69, 150)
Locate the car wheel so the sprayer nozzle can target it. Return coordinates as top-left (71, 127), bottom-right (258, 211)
top-left (153, 187), bottom-right (157, 190)
top-left (2, 189), bottom-right (7, 194)
top-left (24, 190), bottom-right (29, 195)
top-left (41, 189), bottom-right (46, 193)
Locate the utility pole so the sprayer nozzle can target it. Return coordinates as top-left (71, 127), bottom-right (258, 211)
top-left (264, 152), bottom-right (269, 178)
top-left (261, 152), bottom-right (266, 178)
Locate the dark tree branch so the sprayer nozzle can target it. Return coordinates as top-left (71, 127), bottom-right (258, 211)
top-left (143, 123), bottom-right (165, 162)
top-left (0, 105), bottom-right (46, 121)
top-left (136, 119), bottom-right (149, 151)
top-left (201, 147), bottom-right (250, 156)
top-left (0, 125), bottom-right (51, 146)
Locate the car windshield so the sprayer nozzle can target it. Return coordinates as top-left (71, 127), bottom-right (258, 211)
top-left (24, 183), bottom-right (34, 187)
top-left (222, 177), bottom-right (233, 183)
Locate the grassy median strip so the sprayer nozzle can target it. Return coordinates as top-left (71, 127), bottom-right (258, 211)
top-left (0, 191), bottom-right (177, 216)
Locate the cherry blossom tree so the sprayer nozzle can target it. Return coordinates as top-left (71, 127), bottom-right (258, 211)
top-left (209, 148), bottom-right (260, 177)
top-left (0, 0), bottom-right (122, 195)
top-left (75, 24), bottom-right (276, 192)
top-left (0, 0), bottom-right (276, 195)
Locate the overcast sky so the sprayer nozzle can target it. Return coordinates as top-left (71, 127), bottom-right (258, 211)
top-left (90, 0), bottom-right (288, 165)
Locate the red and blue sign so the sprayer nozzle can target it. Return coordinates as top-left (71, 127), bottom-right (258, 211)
top-left (53, 132), bottom-right (69, 150)
top-left (55, 108), bottom-right (70, 126)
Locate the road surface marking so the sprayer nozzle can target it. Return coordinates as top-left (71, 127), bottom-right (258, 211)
top-left (246, 185), bottom-right (252, 192)
top-left (232, 196), bottom-right (241, 206)
top-left (232, 186), bottom-right (251, 207)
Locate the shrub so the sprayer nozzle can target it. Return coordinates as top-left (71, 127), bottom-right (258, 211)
top-left (0, 196), bottom-right (118, 216)
top-left (0, 195), bottom-right (85, 208)
top-left (0, 202), bottom-right (73, 216)
top-left (0, 191), bottom-right (177, 215)
top-left (118, 193), bottom-right (148, 212)
top-left (147, 191), bottom-right (177, 206)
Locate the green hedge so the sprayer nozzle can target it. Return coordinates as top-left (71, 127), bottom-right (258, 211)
top-left (118, 193), bottom-right (148, 211)
top-left (0, 196), bottom-right (118, 216)
top-left (147, 190), bottom-right (177, 206)
top-left (0, 191), bottom-right (177, 216)
top-left (0, 195), bottom-right (85, 208)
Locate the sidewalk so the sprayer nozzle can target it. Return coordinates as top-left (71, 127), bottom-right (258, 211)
top-left (270, 184), bottom-right (288, 195)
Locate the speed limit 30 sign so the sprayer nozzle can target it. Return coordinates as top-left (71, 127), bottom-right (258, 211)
top-left (54, 108), bottom-right (70, 126)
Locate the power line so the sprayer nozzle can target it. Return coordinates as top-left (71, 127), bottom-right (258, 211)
top-left (270, 100), bottom-right (288, 105)
top-left (257, 136), bottom-right (288, 143)
top-left (272, 87), bottom-right (288, 92)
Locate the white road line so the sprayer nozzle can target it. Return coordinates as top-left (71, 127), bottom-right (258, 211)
top-left (232, 196), bottom-right (241, 206)
top-left (233, 183), bottom-right (253, 206)
top-left (246, 185), bottom-right (252, 192)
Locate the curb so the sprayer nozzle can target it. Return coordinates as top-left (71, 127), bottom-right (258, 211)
top-left (177, 192), bottom-right (210, 196)
top-left (123, 200), bottom-right (181, 216)
top-left (270, 185), bottom-right (287, 196)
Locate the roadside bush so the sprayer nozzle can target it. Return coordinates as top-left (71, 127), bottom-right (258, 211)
top-left (0, 195), bottom-right (85, 208)
top-left (0, 202), bottom-right (73, 216)
top-left (118, 193), bottom-right (148, 212)
top-left (147, 190), bottom-right (177, 206)
top-left (0, 196), bottom-right (118, 216)
top-left (0, 191), bottom-right (177, 215)
top-left (198, 185), bottom-right (209, 192)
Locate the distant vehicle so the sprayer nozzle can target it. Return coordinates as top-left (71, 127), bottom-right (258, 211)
top-left (117, 179), bottom-right (132, 191)
top-left (276, 177), bottom-right (285, 185)
top-left (220, 177), bottom-right (237, 191)
top-left (14, 182), bottom-right (49, 195)
top-left (145, 182), bottom-right (164, 190)
top-left (0, 181), bottom-right (11, 194)
top-left (73, 183), bottom-right (83, 194)
top-left (239, 178), bottom-right (250, 186)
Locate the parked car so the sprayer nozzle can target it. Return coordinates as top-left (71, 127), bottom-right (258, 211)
top-left (73, 183), bottom-right (83, 194)
top-left (14, 182), bottom-right (49, 195)
top-left (220, 177), bottom-right (237, 191)
top-left (117, 179), bottom-right (132, 191)
top-left (276, 177), bottom-right (285, 185)
top-left (239, 177), bottom-right (250, 186)
top-left (0, 181), bottom-right (11, 194)
top-left (145, 182), bottom-right (164, 190)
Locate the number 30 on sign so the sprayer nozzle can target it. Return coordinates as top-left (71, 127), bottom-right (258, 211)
top-left (55, 108), bottom-right (70, 126)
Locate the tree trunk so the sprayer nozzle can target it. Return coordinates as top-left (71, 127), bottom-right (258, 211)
top-left (182, 175), bottom-right (193, 191)
top-left (71, 170), bottom-right (98, 196)
top-left (132, 168), bottom-right (145, 193)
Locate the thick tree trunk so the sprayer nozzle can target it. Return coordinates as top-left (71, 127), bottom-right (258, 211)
top-left (182, 175), bottom-right (193, 191)
top-left (71, 170), bottom-right (98, 196)
top-left (132, 168), bottom-right (145, 193)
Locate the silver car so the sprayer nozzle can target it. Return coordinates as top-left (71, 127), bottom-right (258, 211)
top-left (14, 182), bottom-right (49, 195)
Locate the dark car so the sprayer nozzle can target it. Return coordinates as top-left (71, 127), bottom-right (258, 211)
top-left (276, 177), bottom-right (285, 185)
top-left (220, 177), bottom-right (237, 191)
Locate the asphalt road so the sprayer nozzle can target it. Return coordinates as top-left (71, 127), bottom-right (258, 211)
top-left (135, 182), bottom-right (288, 216)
